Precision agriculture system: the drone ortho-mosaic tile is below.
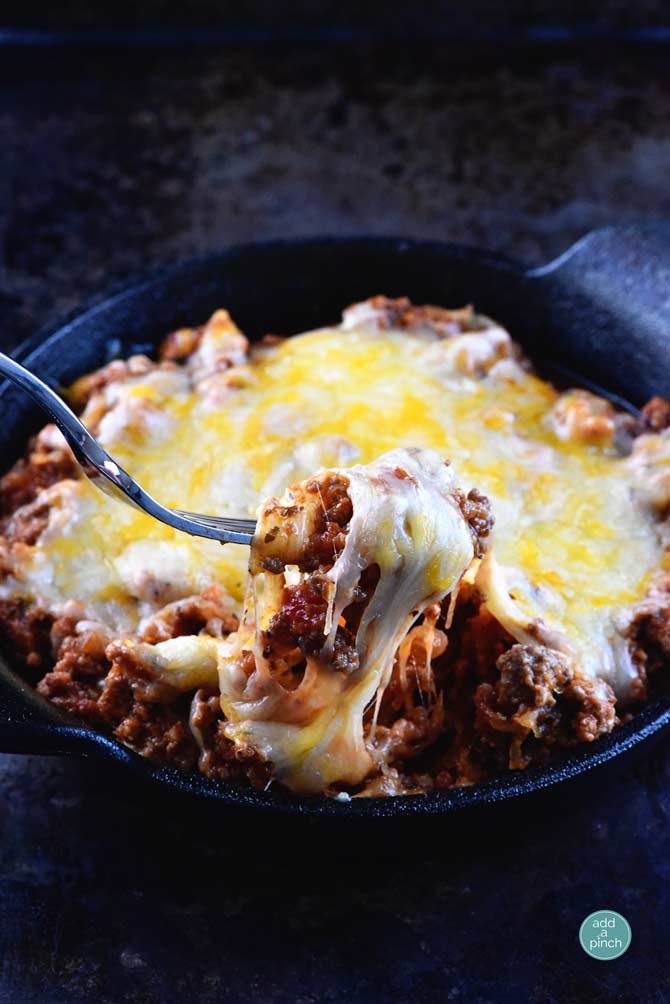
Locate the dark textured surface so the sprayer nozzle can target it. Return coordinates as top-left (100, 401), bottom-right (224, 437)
top-left (5, 0), bottom-right (670, 33)
top-left (1, 39), bottom-right (670, 1004)
top-left (4, 42), bottom-right (670, 353)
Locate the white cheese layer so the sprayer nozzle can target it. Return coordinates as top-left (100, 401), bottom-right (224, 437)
top-left (216, 448), bottom-right (475, 793)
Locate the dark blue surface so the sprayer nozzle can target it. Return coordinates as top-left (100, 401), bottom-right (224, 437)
top-left (0, 750), bottom-right (668, 1002)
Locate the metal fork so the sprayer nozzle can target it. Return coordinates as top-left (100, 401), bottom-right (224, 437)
top-left (0, 353), bottom-right (256, 545)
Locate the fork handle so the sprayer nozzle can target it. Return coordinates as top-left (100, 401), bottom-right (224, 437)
top-left (0, 352), bottom-right (97, 459)
top-left (0, 352), bottom-right (254, 545)
top-left (0, 349), bottom-right (159, 508)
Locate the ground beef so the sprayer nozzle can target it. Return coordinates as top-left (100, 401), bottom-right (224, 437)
top-left (264, 573), bottom-right (359, 674)
top-left (189, 688), bottom-right (272, 788)
top-left (445, 593), bottom-right (513, 688)
top-left (67, 355), bottom-right (154, 410)
top-left (563, 677), bottom-right (619, 742)
top-left (454, 487), bottom-right (494, 556)
top-left (421, 597), bottom-right (515, 788)
top-left (49, 605), bottom-right (89, 654)
top-left (140, 587), bottom-right (239, 644)
top-left (548, 389), bottom-right (617, 446)
top-left (641, 396), bottom-right (670, 433)
top-left (260, 472), bottom-right (353, 575)
top-left (1, 494), bottom-right (52, 545)
top-left (301, 472), bottom-right (353, 570)
top-left (38, 629), bottom-right (199, 769)
top-left (0, 430), bottom-right (76, 517)
top-left (265, 575), bottom-right (330, 656)
top-left (474, 644), bottom-right (617, 768)
top-left (0, 538), bottom-right (12, 578)
top-left (0, 598), bottom-right (54, 675)
top-left (347, 295), bottom-right (478, 337)
top-left (371, 705), bottom-right (446, 765)
top-left (103, 639), bottom-right (178, 703)
top-left (481, 644), bottom-right (573, 717)
top-left (112, 700), bottom-right (198, 772)
top-left (641, 607), bottom-right (670, 671)
top-left (30, 594), bottom-right (271, 786)
top-left (339, 564), bottom-right (380, 636)
top-left (159, 325), bottom-right (203, 362)
top-left (189, 688), bottom-right (230, 775)
top-left (627, 574), bottom-right (670, 696)
top-left (612, 412), bottom-right (643, 455)
top-left (255, 474), bottom-right (370, 690)
top-left (37, 626), bottom-right (111, 721)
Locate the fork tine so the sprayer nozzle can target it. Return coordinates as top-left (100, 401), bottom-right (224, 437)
top-left (178, 513), bottom-right (254, 527)
top-left (173, 509), bottom-right (257, 533)
top-left (174, 509), bottom-right (245, 525)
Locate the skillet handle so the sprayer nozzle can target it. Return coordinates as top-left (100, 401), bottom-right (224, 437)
top-left (0, 665), bottom-right (92, 755)
top-left (524, 221), bottom-right (670, 404)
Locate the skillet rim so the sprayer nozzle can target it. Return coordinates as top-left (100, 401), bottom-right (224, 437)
top-left (9, 234), bottom-right (525, 362)
top-left (1, 233), bottom-right (669, 818)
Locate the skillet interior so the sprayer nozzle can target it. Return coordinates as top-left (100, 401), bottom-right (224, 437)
top-left (1, 233), bottom-right (669, 818)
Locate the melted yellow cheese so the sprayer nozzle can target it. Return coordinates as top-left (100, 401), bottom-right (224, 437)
top-left (217, 448), bottom-right (475, 793)
top-left (5, 313), bottom-right (665, 696)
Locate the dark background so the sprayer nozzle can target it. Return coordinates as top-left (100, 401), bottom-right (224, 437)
top-left (1, 8), bottom-right (670, 1003)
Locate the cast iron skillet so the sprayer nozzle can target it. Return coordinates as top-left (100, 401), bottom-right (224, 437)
top-left (1, 222), bottom-right (669, 820)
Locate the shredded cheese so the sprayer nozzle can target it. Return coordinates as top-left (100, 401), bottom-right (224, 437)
top-left (1, 309), bottom-right (665, 706)
top-left (216, 447), bottom-right (475, 793)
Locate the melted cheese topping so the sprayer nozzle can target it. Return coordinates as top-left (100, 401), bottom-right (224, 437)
top-left (216, 448), bottom-right (474, 794)
top-left (3, 311), bottom-right (666, 699)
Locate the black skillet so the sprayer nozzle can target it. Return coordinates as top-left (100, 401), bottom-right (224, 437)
top-left (1, 222), bottom-right (669, 821)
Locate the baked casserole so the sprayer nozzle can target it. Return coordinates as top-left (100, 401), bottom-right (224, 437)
top-left (0, 297), bottom-right (668, 797)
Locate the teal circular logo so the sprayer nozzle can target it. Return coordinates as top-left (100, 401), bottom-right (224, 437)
top-left (579, 911), bottom-right (632, 960)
